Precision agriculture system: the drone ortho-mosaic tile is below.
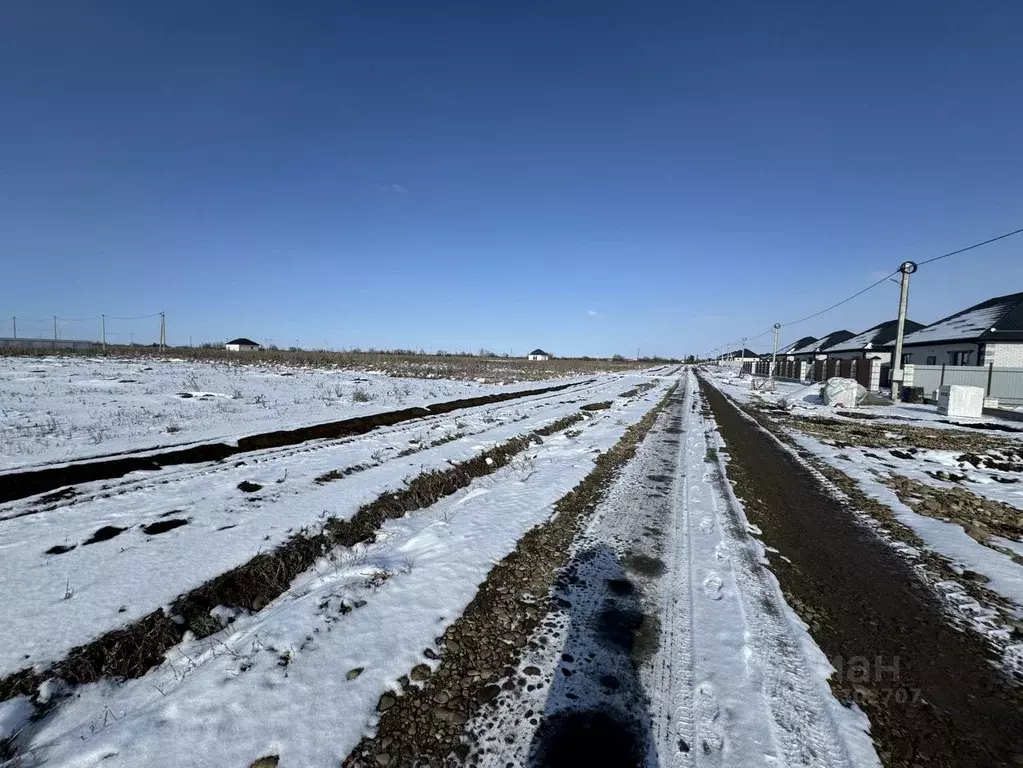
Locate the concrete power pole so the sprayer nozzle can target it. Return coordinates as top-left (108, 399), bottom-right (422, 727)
top-left (771, 323), bottom-right (781, 380)
top-left (159, 312), bottom-right (166, 352)
top-left (101, 314), bottom-right (106, 352)
top-left (53, 315), bottom-right (57, 348)
top-left (891, 261), bottom-right (918, 403)
top-left (11, 316), bottom-right (16, 340)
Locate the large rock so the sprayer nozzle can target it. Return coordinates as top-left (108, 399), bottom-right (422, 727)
top-left (822, 377), bottom-right (867, 407)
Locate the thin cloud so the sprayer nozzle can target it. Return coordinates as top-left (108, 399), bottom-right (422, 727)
top-left (587, 310), bottom-right (599, 316)
top-left (391, 184), bottom-right (408, 194)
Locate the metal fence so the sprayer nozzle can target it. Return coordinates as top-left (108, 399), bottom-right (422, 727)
top-left (909, 364), bottom-right (1023, 407)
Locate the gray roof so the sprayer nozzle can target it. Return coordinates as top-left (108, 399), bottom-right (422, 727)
top-left (789, 330), bottom-right (855, 355)
top-left (897, 292), bottom-right (1023, 346)
top-left (825, 319), bottom-right (924, 353)
top-left (779, 336), bottom-right (817, 355)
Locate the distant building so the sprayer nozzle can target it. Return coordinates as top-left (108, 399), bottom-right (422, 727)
top-left (225, 337), bottom-right (260, 352)
top-left (718, 348), bottom-right (759, 363)
top-left (888, 291), bottom-right (1023, 367)
top-left (0, 337), bottom-right (99, 351)
top-left (527, 348), bottom-right (551, 361)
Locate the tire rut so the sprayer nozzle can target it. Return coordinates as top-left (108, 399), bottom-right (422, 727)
top-left (0, 379), bottom-right (595, 504)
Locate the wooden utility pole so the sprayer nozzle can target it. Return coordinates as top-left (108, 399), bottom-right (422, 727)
top-left (101, 314), bottom-right (106, 351)
top-left (53, 315), bottom-right (57, 347)
top-left (11, 316), bottom-right (15, 339)
top-left (891, 261), bottom-right (917, 402)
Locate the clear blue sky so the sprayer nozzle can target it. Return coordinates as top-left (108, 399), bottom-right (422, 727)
top-left (1, 1), bottom-right (1021, 357)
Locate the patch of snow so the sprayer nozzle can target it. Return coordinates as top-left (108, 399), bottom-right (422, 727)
top-left (0, 696), bottom-right (33, 742)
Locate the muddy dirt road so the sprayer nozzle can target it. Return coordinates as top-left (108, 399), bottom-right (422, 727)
top-left (700, 375), bottom-right (1023, 767)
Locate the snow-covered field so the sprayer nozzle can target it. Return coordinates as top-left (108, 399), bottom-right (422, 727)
top-left (0, 372), bottom-right (674, 765)
top-left (0, 356), bottom-right (585, 472)
top-left (0, 375), bottom-right (638, 675)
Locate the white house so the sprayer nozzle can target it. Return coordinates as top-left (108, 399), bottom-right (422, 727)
top-left (225, 337), bottom-right (260, 352)
top-left (527, 348), bottom-right (551, 361)
top-left (889, 291), bottom-right (1023, 367)
top-left (824, 319), bottom-right (924, 362)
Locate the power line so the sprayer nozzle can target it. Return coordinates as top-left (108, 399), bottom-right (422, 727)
top-left (711, 224), bottom-right (1023, 353)
top-left (105, 313), bottom-right (162, 321)
top-left (916, 226), bottom-right (1023, 267)
top-left (778, 270), bottom-right (899, 328)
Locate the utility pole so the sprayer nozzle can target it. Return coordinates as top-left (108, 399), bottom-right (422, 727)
top-left (741, 336), bottom-right (747, 365)
top-left (101, 314), bottom-right (106, 352)
top-left (159, 312), bottom-right (166, 352)
top-left (53, 315), bottom-right (57, 348)
top-left (771, 323), bottom-right (781, 379)
top-left (891, 261), bottom-right (918, 403)
top-left (11, 316), bottom-right (16, 339)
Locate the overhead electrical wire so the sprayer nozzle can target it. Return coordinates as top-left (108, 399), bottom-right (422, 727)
top-left (916, 226), bottom-right (1023, 267)
top-left (711, 225), bottom-right (1023, 355)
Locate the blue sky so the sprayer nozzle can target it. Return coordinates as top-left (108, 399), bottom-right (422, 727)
top-left (1, 1), bottom-right (1021, 357)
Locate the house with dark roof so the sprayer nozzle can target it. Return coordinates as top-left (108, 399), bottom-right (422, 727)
top-left (718, 348), bottom-right (759, 361)
top-left (787, 330), bottom-right (856, 362)
top-left (527, 348), bottom-right (551, 361)
top-left (888, 291), bottom-right (1023, 367)
top-left (824, 319), bottom-right (924, 362)
top-left (225, 337), bottom-right (260, 352)
top-left (777, 335), bottom-right (818, 359)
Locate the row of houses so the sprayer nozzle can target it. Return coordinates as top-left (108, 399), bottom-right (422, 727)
top-left (755, 291), bottom-right (1023, 368)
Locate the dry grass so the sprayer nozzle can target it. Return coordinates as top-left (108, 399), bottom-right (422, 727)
top-left (0, 345), bottom-right (666, 383)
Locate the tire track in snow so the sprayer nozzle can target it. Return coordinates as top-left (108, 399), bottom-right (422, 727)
top-left (462, 370), bottom-right (874, 767)
top-left (651, 383), bottom-right (695, 767)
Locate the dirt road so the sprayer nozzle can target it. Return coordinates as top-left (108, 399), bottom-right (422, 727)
top-left (349, 370), bottom-right (875, 766)
top-left (700, 375), bottom-right (1023, 767)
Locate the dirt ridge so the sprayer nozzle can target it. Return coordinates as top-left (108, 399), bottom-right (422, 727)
top-left (0, 412), bottom-right (588, 708)
top-left (0, 379), bottom-right (593, 505)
